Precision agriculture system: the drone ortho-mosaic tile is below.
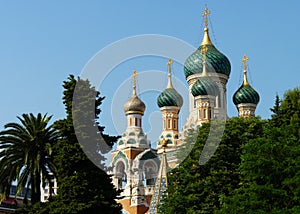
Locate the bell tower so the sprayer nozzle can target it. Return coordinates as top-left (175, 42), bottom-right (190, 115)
top-left (111, 69), bottom-right (157, 214)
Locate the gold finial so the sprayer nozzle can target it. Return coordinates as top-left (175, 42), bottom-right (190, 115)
top-left (200, 7), bottom-right (212, 46)
top-left (200, 46), bottom-right (208, 76)
top-left (241, 55), bottom-right (249, 86)
top-left (167, 58), bottom-right (174, 88)
top-left (242, 54), bottom-right (249, 71)
top-left (202, 7), bottom-right (211, 28)
top-left (167, 58), bottom-right (173, 73)
top-left (132, 68), bottom-right (138, 95)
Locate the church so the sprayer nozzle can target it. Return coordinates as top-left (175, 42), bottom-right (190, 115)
top-left (110, 7), bottom-right (260, 214)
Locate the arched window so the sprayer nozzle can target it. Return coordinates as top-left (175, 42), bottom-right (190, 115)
top-left (115, 161), bottom-right (127, 189)
top-left (143, 161), bottom-right (157, 186)
top-left (127, 139), bottom-right (136, 144)
top-left (203, 109), bottom-right (207, 119)
top-left (167, 119), bottom-right (171, 129)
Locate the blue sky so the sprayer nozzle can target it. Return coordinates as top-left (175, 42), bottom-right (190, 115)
top-left (1, 1), bottom-right (300, 142)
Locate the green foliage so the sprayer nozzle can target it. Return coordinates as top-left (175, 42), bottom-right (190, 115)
top-left (219, 88), bottom-right (300, 213)
top-left (160, 87), bottom-right (300, 213)
top-left (0, 113), bottom-right (57, 204)
top-left (270, 88), bottom-right (300, 132)
top-left (160, 117), bottom-right (264, 213)
top-left (18, 75), bottom-right (122, 213)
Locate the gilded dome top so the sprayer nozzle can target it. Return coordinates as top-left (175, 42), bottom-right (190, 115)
top-left (191, 76), bottom-right (219, 97)
top-left (124, 94), bottom-right (146, 115)
top-left (184, 28), bottom-right (231, 78)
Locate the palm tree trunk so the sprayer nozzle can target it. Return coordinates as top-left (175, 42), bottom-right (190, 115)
top-left (30, 173), bottom-right (41, 204)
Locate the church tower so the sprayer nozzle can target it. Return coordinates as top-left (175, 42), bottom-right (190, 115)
top-left (183, 7), bottom-right (231, 131)
top-left (233, 55), bottom-right (260, 117)
top-left (149, 139), bottom-right (169, 214)
top-left (157, 59), bottom-right (183, 168)
top-left (191, 46), bottom-right (219, 124)
top-left (111, 69), bottom-right (158, 214)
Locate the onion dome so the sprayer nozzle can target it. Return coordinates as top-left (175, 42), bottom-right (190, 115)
top-left (233, 85), bottom-right (260, 105)
top-left (124, 94), bottom-right (146, 115)
top-left (157, 59), bottom-right (183, 108)
top-left (157, 88), bottom-right (183, 108)
top-left (184, 10), bottom-right (231, 79)
top-left (233, 55), bottom-right (260, 105)
top-left (191, 76), bottom-right (219, 97)
top-left (124, 69), bottom-right (146, 115)
top-left (191, 44), bottom-right (219, 97)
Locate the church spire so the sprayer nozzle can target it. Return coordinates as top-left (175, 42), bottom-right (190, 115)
top-left (201, 7), bottom-right (213, 46)
top-left (242, 54), bottom-right (249, 86)
top-left (202, 7), bottom-right (210, 28)
top-left (167, 59), bottom-right (174, 89)
top-left (132, 68), bottom-right (138, 95)
top-left (123, 68), bottom-right (146, 116)
top-left (149, 139), bottom-right (168, 214)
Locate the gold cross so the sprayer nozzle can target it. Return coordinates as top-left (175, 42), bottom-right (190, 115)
top-left (132, 68), bottom-right (138, 89)
top-left (167, 58), bottom-right (173, 74)
top-left (202, 7), bottom-right (211, 27)
top-left (242, 54), bottom-right (249, 71)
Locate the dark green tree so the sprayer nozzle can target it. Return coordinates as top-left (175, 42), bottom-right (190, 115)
top-left (0, 113), bottom-right (57, 204)
top-left (219, 88), bottom-right (300, 213)
top-left (160, 117), bottom-right (264, 213)
top-left (270, 94), bottom-right (282, 127)
top-left (23, 75), bottom-right (121, 214)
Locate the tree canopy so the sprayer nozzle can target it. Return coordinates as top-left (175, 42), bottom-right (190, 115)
top-left (17, 75), bottom-right (121, 213)
top-left (219, 88), bottom-right (300, 213)
top-left (160, 87), bottom-right (300, 213)
top-left (0, 113), bottom-right (57, 205)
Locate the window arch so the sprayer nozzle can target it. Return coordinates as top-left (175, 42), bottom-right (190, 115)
top-left (143, 161), bottom-right (158, 187)
top-left (127, 138), bottom-right (136, 144)
top-left (115, 161), bottom-right (127, 189)
top-left (203, 109), bottom-right (207, 119)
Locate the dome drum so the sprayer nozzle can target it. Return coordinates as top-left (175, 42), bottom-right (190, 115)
top-left (191, 76), bottom-right (220, 97)
top-left (186, 72), bottom-right (229, 87)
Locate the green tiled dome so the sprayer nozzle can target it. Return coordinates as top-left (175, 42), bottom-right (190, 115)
top-left (184, 44), bottom-right (231, 78)
top-left (233, 85), bottom-right (260, 105)
top-left (191, 76), bottom-right (219, 97)
top-left (157, 88), bottom-right (183, 108)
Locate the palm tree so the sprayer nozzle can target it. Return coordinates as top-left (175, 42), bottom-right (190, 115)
top-left (0, 113), bottom-right (58, 204)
